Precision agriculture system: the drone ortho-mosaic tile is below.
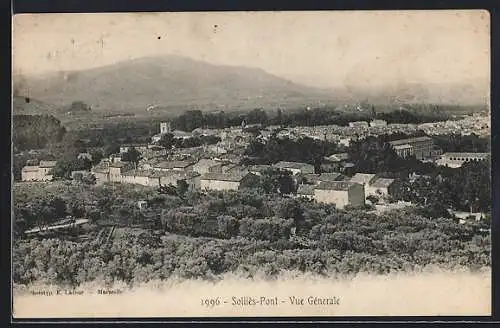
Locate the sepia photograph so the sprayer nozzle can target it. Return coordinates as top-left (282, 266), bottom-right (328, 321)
top-left (11, 10), bottom-right (491, 318)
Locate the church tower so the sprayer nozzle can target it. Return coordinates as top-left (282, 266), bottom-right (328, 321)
top-left (160, 122), bottom-right (171, 134)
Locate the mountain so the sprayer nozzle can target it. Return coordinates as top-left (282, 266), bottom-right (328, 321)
top-left (283, 74), bottom-right (489, 107)
top-left (13, 55), bottom-right (335, 114)
top-left (13, 55), bottom-right (489, 114)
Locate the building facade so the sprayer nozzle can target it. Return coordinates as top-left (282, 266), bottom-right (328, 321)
top-left (160, 122), bottom-right (172, 134)
top-left (388, 136), bottom-right (435, 160)
top-left (21, 160), bottom-right (57, 182)
top-left (153, 160), bottom-right (194, 172)
top-left (369, 119), bottom-right (388, 127)
top-left (200, 172), bottom-right (256, 191)
top-left (436, 152), bottom-right (490, 168)
top-left (314, 181), bottom-right (365, 209)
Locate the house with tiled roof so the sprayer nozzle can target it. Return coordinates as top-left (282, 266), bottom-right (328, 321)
top-left (296, 184), bottom-right (315, 200)
top-left (21, 160), bottom-right (57, 182)
top-left (200, 171), bottom-right (258, 191)
top-left (301, 172), bottom-right (343, 185)
top-left (350, 173), bottom-right (377, 186)
top-left (350, 173), bottom-right (396, 201)
top-left (314, 181), bottom-right (365, 209)
top-left (192, 159), bottom-right (220, 175)
top-left (153, 160), bottom-right (194, 172)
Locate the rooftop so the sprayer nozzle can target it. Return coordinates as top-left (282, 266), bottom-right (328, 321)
top-left (200, 171), bottom-right (251, 182)
top-left (193, 159), bottom-right (219, 167)
top-left (39, 160), bottom-right (57, 168)
top-left (154, 161), bottom-right (194, 169)
top-left (316, 181), bottom-right (361, 191)
top-left (22, 166), bottom-right (39, 172)
top-left (274, 161), bottom-right (313, 170)
top-left (350, 173), bottom-right (377, 185)
top-left (109, 162), bottom-right (133, 168)
top-left (393, 144), bottom-right (413, 150)
top-left (302, 172), bottom-right (342, 182)
top-left (371, 178), bottom-right (395, 188)
top-left (388, 136), bottom-right (433, 146)
top-left (442, 152), bottom-right (490, 159)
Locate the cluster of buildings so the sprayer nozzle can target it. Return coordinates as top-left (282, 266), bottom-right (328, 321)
top-left (280, 112), bottom-right (490, 146)
top-left (296, 172), bottom-right (395, 209)
top-left (19, 114), bottom-right (490, 211)
top-left (21, 160), bottom-right (57, 182)
top-left (418, 113), bottom-right (490, 137)
top-left (388, 136), bottom-right (442, 160)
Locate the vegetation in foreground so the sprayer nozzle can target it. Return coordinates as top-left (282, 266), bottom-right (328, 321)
top-left (13, 181), bottom-right (490, 288)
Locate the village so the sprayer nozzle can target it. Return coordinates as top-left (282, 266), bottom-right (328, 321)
top-left (20, 112), bottom-right (491, 213)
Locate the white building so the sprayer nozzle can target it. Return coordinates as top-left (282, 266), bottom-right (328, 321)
top-left (21, 160), bottom-right (57, 182)
top-left (314, 181), bottom-right (365, 209)
top-left (200, 172), bottom-right (257, 191)
top-left (436, 152), bottom-right (490, 168)
top-left (369, 119), bottom-right (388, 127)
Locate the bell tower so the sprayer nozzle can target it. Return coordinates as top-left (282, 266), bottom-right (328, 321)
top-left (160, 122), bottom-right (171, 134)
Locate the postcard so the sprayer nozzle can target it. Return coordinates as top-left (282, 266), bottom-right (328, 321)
top-left (12, 10), bottom-right (491, 318)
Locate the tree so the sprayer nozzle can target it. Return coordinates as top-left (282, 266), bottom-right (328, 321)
top-left (82, 173), bottom-right (96, 185)
top-left (52, 160), bottom-right (73, 179)
top-left (260, 169), bottom-right (296, 195)
top-left (313, 156), bottom-right (323, 174)
top-left (158, 133), bottom-right (175, 149)
top-left (90, 149), bottom-right (104, 166)
top-left (13, 115), bottom-right (67, 151)
top-left (176, 180), bottom-right (189, 198)
top-left (367, 195), bottom-right (379, 205)
top-left (276, 198), bottom-right (305, 229)
top-left (121, 147), bottom-right (142, 166)
top-left (276, 108), bottom-right (283, 125)
top-left (104, 142), bottom-right (120, 157)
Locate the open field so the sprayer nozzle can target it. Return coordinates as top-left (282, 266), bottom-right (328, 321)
top-left (13, 268), bottom-right (491, 318)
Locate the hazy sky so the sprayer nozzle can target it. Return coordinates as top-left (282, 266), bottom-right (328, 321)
top-left (12, 10), bottom-right (490, 89)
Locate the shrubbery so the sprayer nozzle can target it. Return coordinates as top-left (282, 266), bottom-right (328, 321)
top-left (12, 181), bottom-right (490, 288)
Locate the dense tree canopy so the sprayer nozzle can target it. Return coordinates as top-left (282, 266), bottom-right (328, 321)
top-left (12, 181), bottom-right (490, 287)
top-left (13, 115), bottom-right (67, 150)
top-left (121, 147), bottom-right (142, 166)
top-left (389, 160), bottom-right (491, 213)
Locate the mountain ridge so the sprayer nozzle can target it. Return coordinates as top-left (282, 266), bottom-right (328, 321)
top-left (13, 55), bottom-right (489, 113)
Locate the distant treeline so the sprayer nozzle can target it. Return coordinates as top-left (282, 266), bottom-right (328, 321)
top-left (12, 103), bottom-right (482, 154)
top-left (169, 105), bottom-right (454, 132)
